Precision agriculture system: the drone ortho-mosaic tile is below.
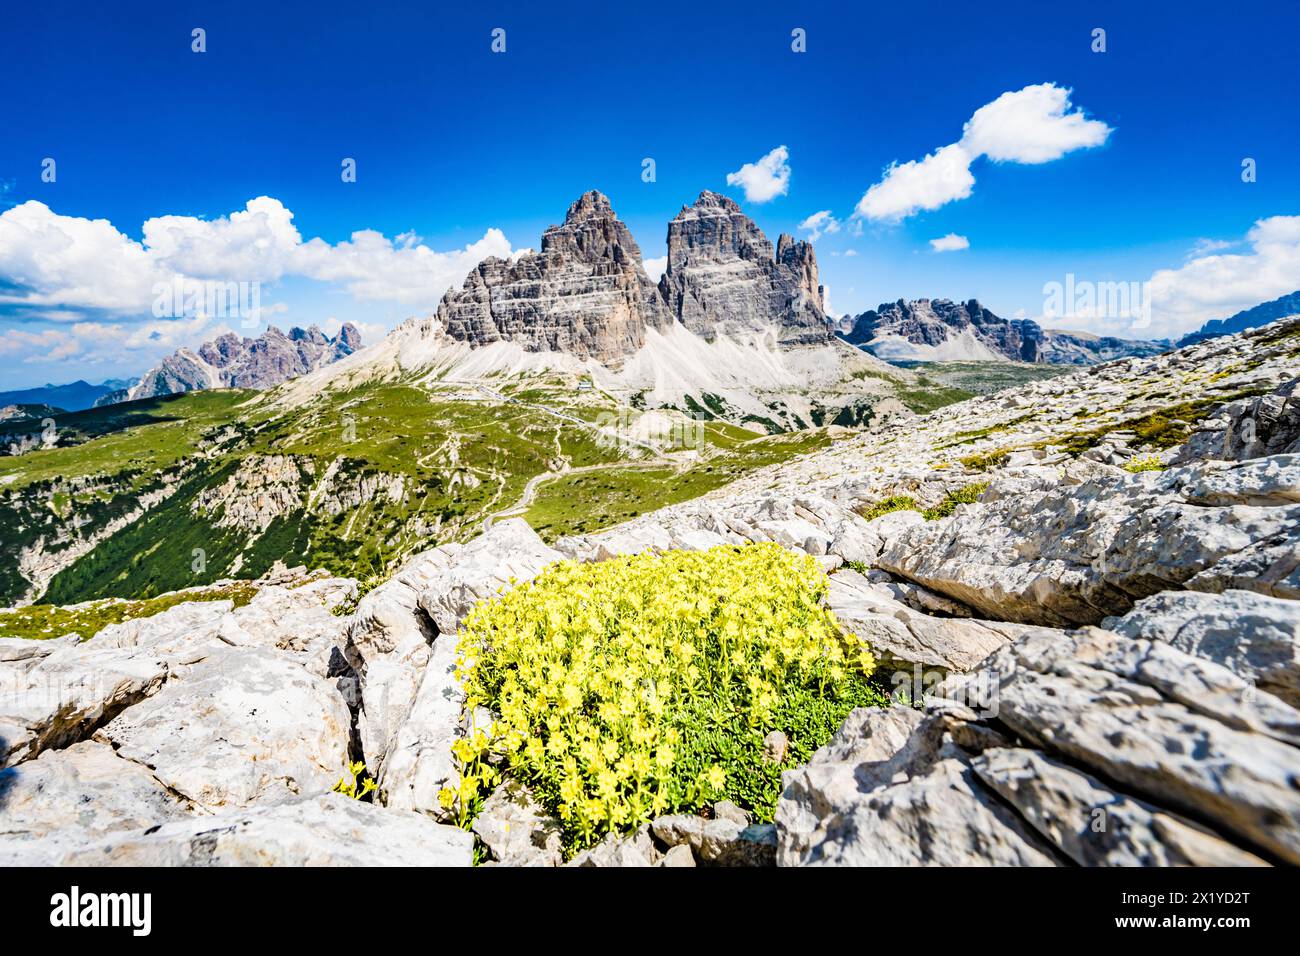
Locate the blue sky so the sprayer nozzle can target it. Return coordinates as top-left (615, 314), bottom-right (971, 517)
top-left (2, 0), bottom-right (1298, 388)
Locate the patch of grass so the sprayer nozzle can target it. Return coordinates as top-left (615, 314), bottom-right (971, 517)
top-left (1122, 455), bottom-right (1165, 473)
top-left (0, 581), bottom-right (258, 641)
top-left (1044, 388), bottom-right (1272, 457)
top-left (526, 430), bottom-right (833, 540)
top-left (896, 382), bottom-right (975, 415)
top-left (857, 495), bottom-right (918, 521)
top-left (959, 447), bottom-right (1011, 471)
top-left (0, 390), bottom-right (260, 492)
top-left (921, 481), bottom-right (988, 520)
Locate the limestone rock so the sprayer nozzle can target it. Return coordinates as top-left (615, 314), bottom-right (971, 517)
top-left (971, 748), bottom-right (1267, 866)
top-left (472, 778), bottom-right (563, 866)
top-left (878, 458), bottom-right (1300, 626)
top-left (567, 824), bottom-right (660, 867)
top-left (658, 844), bottom-right (696, 867)
top-left (1105, 588), bottom-right (1300, 708)
top-left (827, 569), bottom-right (1048, 672)
top-left (57, 793), bottom-right (473, 866)
top-left (651, 813), bottom-right (777, 866)
top-left (1174, 378), bottom-right (1300, 463)
top-left (1, 643), bottom-right (171, 767)
top-left (943, 626), bottom-right (1300, 863)
top-left (95, 646), bottom-right (350, 810)
top-left (381, 520), bottom-right (562, 813)
top-left (0, 741), bottom-right (194, 864)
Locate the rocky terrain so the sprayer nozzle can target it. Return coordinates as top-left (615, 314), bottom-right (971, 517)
top-left (126, 324), bottom-right (361, 401)
top-left (842, 298), bottom-right (1164, 365)
top-left (2, 312), bottom-right (1297, 866)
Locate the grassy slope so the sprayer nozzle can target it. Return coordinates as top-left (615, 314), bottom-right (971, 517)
top-left (4, 376), bottom-right (863, 606)
top-left (525, 427), bottom-right (832, 539)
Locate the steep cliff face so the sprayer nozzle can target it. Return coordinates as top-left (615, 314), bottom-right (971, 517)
top-left (843, 298), bottom-right (1159, 364)
top-left (436, 191), bottom-right (671, 367)
top-left (659, 191), bottom-right (831, 345)
top-left (127, 324), bottom-right (361, 401)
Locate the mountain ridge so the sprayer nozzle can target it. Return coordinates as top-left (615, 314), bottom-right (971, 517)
top-left (841, 297), bottom-right (1165, 365)
top-left (1177, 289), bottom-right (1300, 347)
top-left (126, 323), bottom-right (361, 401)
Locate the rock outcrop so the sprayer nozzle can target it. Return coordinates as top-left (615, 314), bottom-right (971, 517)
top-left (775, 609), bottom-right (1292, 866)
top-left (127, 323), bottom-right (361, 401)
top-left (659, 191), bottom-right (831, 345)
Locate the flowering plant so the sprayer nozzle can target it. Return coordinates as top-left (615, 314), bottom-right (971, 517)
top-left (444, 543), bottom-right (886, 852)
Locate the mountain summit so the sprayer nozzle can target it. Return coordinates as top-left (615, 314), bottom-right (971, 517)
top-left (660, 190), bottom-right (829, 345)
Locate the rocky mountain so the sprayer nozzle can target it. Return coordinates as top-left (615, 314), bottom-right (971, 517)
top-left (1034, 327), bottom-right (1170, 364)
top-left (659, 190), bottom-right (830, 345)
top-left (2, 314), bottom-right (1297, 867)
top-left (842, 298), bottom-right (1163, 364)
top-left (435, 189), bottom-right (832, 365)
top-left (126, 324), bottom-right (361, 401)
top-left (1178, 289), bottom-right (1300, 347)
top-left (438, 191), bottom-right (671, 367)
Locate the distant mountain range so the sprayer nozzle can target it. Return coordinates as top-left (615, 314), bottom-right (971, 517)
top-left (1176, 289), bottom-right (1300, 347)
top-left (838, 298), bottom-right (1168, 365)
top-left (0, 378), bottom-right (134, 412)
top-left (124, 324), bottom-right (362, 402)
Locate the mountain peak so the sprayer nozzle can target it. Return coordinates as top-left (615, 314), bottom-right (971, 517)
top-left (562, 189), bottom-right (614, 222)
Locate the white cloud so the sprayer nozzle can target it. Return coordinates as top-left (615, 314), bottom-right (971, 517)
top-left (854, 84), bottom-right (1112, 222)
top-left (293, 227), bottom-right (512, 305)
top-left (929, 233), bottom-right (970, 252)
top-left (0, 197), bottom-right (516, 319)
top-left (843, 249), bottom-right (858, 257)
top-left (855, 143), bottom-right (976, 222)
top-left (1186, 237), bottom-right (1235, 259)
top-left (0, 196), bottom-right (517, 380)
top-left (1146, 215), bottom-right (1300, 338)
top-left (798, 210), bottom-right (840, 241)
top-left (961, 84), bottom-right (1112, 164)
top-left (642, 255), bottom-right (667, 282)
top-left (726, 145), bottom-right (791, 204)
top-left (0, 314), bottom-right (229, 365)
